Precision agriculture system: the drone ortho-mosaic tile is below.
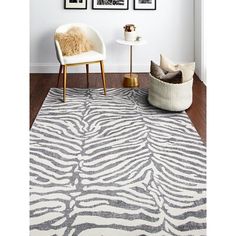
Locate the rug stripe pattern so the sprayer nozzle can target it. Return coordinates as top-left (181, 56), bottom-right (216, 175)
top-left (30, 88), bottom-right (206, 236)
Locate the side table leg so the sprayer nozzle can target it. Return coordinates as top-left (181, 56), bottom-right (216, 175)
top-left (123, 44), bottom-right (139, 87)
top-left (130, 45), bottom-right (132, 77)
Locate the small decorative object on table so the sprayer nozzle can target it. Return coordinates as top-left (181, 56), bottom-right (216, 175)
top-left (124, 24), bottom-right (137, 41)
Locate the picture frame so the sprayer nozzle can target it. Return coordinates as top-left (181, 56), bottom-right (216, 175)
top-left (134, 0), bottom-right (156, 10)
top-left (92, 0), bottom-right (129, 10)
top-left (64, 0), bottom-right (87, 9)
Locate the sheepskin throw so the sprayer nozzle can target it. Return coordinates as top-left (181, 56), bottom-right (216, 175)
top-left (160, 54), bottom-right (195, 83)
top-left (150, 60), bottom-right (182, 84)
top-left (55, 27), bottom-right (92, 56)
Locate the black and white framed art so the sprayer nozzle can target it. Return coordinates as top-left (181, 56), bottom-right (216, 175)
top-left (64, 0), bottom-right (87, 9)
top-left (92, 0), bottom-right (129, 10)
top-left (134, 0), bottom-right (156, 10)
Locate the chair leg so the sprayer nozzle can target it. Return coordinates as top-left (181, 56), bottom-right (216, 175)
top-left (63, 65), bottom-right (67, 102)
top-left (86, 64), bottom-right (89, 88)
top-left (100, 61), bottom-right (106, 95)
top-left (57, 64), bottom-right (63, 87)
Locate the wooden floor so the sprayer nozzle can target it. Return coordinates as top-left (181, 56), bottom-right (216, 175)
top-left (30, 73), bottom-right (206, 143)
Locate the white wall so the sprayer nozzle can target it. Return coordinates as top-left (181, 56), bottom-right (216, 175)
top-left (30, 0), bottom-right (194, 73)
top-left (194, 0), bottom-right (206, 83)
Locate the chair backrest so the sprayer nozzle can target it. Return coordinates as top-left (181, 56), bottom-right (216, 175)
top-left (54, 23), bottom-right (106, 64)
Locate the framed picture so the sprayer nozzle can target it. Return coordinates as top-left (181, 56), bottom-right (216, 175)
top-left (64, 0), bottom-right (87, 9)
top-left (134, 0), bottom-right (156, 10)
top-left (92, 0), bottom-right (129, 10)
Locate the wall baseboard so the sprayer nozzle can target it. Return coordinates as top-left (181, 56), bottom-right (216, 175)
top-left (30, 63), bottom-right (149, 73)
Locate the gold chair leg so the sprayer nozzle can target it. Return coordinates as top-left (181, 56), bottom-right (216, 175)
top-left (100, 61), bottom-right (106, 95)
top-left (57, 64), bottom-right (63, 87)
top-left (63, 65), bottom-right (67, 102)
top-left (86, 64), bottom-right (89, 88)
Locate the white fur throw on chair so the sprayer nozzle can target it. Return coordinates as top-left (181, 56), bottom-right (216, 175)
top-left (148, 55), bottom-right (195, 112)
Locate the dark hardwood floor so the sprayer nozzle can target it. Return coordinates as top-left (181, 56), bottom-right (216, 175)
top-left (30, 73), bottom-right (206, 143)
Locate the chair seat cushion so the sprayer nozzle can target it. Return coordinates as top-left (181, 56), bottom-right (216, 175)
top-left (63, 50), bottom-right (105, 65)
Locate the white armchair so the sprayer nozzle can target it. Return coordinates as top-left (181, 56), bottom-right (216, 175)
top-left (54, 23), bottom-right (106, 102)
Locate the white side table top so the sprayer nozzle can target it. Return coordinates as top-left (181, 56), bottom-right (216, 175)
top-left (116, 39), bottom-right (147, 46)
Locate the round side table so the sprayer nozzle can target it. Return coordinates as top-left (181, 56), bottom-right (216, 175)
top-left (116, 39), bottom-right (147, 88)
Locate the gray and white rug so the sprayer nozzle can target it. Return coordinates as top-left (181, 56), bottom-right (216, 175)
top-left (30, 88), bottom-right (206, 236)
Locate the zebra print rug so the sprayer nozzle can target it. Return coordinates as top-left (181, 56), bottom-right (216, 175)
top-left (30, 88), bottom-right (206, 236)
